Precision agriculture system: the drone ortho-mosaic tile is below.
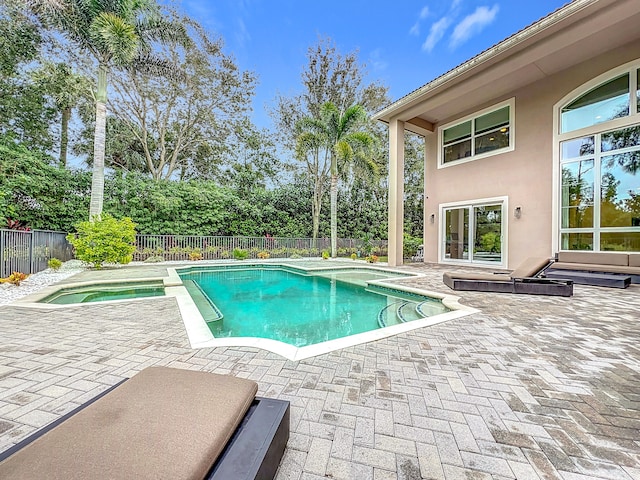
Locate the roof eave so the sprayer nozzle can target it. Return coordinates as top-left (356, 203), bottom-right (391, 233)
top-left (372, 0), bottom-right (597, 123)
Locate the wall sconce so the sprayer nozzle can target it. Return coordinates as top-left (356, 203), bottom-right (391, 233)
top-left (429, 213), bottom-right (435, 224)
top-left (514, 206), bottom-right (522, 219)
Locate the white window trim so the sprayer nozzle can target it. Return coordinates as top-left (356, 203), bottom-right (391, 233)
top-left (438, 196), bottom-right (508, 268)
top-left (437, 98), bottom-right (515, 169)
top-left (552, 59), bottom-right (640, 253)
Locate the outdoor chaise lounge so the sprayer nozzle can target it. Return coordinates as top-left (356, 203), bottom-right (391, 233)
top-left (0, 366), bottom-right (289, 480)
top-left (542, 251), bottom-right (639, 288)
top-left (443, 256), bottom-right (573, 296)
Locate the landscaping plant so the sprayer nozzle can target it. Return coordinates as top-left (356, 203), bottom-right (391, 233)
top-left (232, 248), bottom-right (249, 260)
top-left (47, 258), bottom-right (63, 271)
top-left (66, 214), bottom-right (136, 269)
top-left (0, 271), bottom-right (29, 286)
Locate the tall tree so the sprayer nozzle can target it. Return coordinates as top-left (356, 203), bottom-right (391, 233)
top-left (27, 0), bottom-right (187, 218)
top-left (32, 62), bottom-right (90, 166)
top-left (298, 102), bottom-right (377, 257)
top-left (272, 38), bottom-right (390, 245)
top-left (106, 14), bottom-right (256, 180)
top-left (0, 1), bottom-right (55, 151)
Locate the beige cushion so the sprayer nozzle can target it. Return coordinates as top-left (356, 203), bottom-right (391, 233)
top-left (510, 257), bottom-right (550, 278)
top-left (629, 254), bottom-right (640, 267)
top-left (557, 251), bottom-right (628, 266)
top-left (551, 262), bottom-right (640, 275)
top-left (0, 367), bottom-right (258, 480)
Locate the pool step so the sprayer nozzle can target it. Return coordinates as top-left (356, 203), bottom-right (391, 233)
top-left (378, 301), bottom-right (416, 328)
top-left (415, 300), bottom-right (447, 318)
top-left (182, 280), bottom-right (223, 323)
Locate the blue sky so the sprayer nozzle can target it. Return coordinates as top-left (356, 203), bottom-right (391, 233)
top-left (177, 1), bottom-right (569, 129)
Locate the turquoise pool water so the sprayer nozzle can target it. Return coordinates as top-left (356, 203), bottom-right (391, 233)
top-left (178, 266), bottom-right (449, 347)
top-left (40, 282), bottom-right (165, 304)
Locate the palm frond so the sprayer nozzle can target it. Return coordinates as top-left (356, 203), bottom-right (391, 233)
top-left (90, 11), bottom-right (138, 64)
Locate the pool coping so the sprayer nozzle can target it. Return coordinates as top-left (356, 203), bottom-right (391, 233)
top-left (11, 261), bottom-right (478, 361)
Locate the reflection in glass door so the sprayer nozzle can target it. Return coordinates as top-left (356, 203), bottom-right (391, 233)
top-left (443, 203), bottom-right (503, 264)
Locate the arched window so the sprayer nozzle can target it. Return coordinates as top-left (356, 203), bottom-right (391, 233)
top-left (557, 63), bottom-right (640, 252)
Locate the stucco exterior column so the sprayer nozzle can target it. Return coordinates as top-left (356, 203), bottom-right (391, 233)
top-left (388, 118), bottom-right (405, 266)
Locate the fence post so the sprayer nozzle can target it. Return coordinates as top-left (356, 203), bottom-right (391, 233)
top-left (29, 231), bottom-right (34, 274)
top-left (0, 231), bottom-right (4, 278)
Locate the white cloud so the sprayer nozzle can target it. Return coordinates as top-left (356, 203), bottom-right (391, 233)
top-left (410, 6), bottom-right (430, 36)
top-left (422, 17), bottom-right (452, 52)
top-left (235, 18), bottom-right (251, 48)
top-left (449, 4), bottom-right (499, 49)
top-left (369, 48), bottom-right (388, 71)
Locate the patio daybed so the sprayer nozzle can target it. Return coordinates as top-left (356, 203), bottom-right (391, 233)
top-left (543, 251), bottom-right (639, 288)
top-left (443, 257), bottom-right (573, 296)
top-left (0, 367), bottom-right (290, 480)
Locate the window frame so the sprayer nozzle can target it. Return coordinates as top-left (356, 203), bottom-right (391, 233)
top-left (437, 98), bottom-right (515, 169)
top-left (438, 196), bottom-right (508, 268)
top-left (553, 60), bottom-right (640, 253)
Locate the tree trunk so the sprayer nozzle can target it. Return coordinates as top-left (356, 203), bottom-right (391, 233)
top-left (89, 65), bottom-right (108, 220)
top-left (59, 107), bottom-right (70, 167)
top-left (312, 181), bottom-right (322, 245)
top-left (330, 173), bottom-right (338, 258)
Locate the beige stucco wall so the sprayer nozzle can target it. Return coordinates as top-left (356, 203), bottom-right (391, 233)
top-left (422, 41), bottom-right (640, 269)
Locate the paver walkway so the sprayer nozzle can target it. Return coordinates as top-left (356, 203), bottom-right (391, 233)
top-left (0, 261), bottom-right (638, 479)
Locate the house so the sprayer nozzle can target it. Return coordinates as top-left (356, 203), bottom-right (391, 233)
top-left (374, 0), bottom-right (640, 268)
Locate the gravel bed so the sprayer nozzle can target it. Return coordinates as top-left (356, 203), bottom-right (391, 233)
top-left (0, 260), bottom-right (86, 305)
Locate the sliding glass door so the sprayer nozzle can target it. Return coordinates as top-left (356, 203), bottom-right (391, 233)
top-left (443, 202), bottom-right (504, 265)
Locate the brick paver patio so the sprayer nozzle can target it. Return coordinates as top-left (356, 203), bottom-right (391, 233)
top-left (0, 261), bottom-right (638, 479)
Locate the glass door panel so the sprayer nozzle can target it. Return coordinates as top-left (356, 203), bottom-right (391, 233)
top-left (443, 203), bottom-right (503, 264)
top-left (444, 208), bottom-right (469, 260)
top-left (473, 205), bottom-right (502, 263)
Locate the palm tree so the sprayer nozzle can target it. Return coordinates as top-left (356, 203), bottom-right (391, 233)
top-left (299, 102), bottom-right (377, 257)
top-left (27, 0), bottom-right (187, 218)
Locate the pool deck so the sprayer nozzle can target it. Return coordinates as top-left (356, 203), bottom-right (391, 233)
top-left (0, 260), bottom-right (639, 479)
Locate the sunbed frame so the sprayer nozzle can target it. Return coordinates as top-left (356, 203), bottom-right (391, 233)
top-left (443, 274), bottom-right (574, 296)
top-left (0, 370), bottom-right (289, 480)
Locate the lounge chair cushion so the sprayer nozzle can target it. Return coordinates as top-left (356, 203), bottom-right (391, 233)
top-left (0, 367), bottom-right (258, 480)
top-left (556, 251), bottom-right (628, 266)
top-left (510, 257), bottom-right (550, 278)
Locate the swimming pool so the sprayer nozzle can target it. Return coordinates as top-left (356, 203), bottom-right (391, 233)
top-left (177, 265), bottom-right (449, 348)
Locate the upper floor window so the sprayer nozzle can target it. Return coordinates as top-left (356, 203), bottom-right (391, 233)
top-left (561, 67), bottom-right (640, 134)
top-left (440, 100), bottom-right (513, 166)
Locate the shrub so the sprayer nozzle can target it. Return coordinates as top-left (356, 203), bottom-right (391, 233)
top-left (48, 258), bottom-right (62, 271)
top-left (67, 214), bottom-right (137, 269)
top-left (6, 218), bottom-right (30, 231)
top-left (257, 251), bottom-right (270, 259)
top-left (189, 248), bottom-right (203, 261)
top-left (232, 248), bottom-right (248, 260)
top-left (403, 233), bottom-right (422, 259)
top-left (365, 255), bottom-right (379, 263)
top-left (322, 250), bottom-right (329, 260)
top-left (351, 253), bottom-right (357, 261)
top-left (143, 255), bottom-right (165, 263)
top-left (0, 271), bottom-right (29, 285)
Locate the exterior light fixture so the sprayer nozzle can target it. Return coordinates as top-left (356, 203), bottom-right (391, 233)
top-left (514, 206), bottom-right (522, 219)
